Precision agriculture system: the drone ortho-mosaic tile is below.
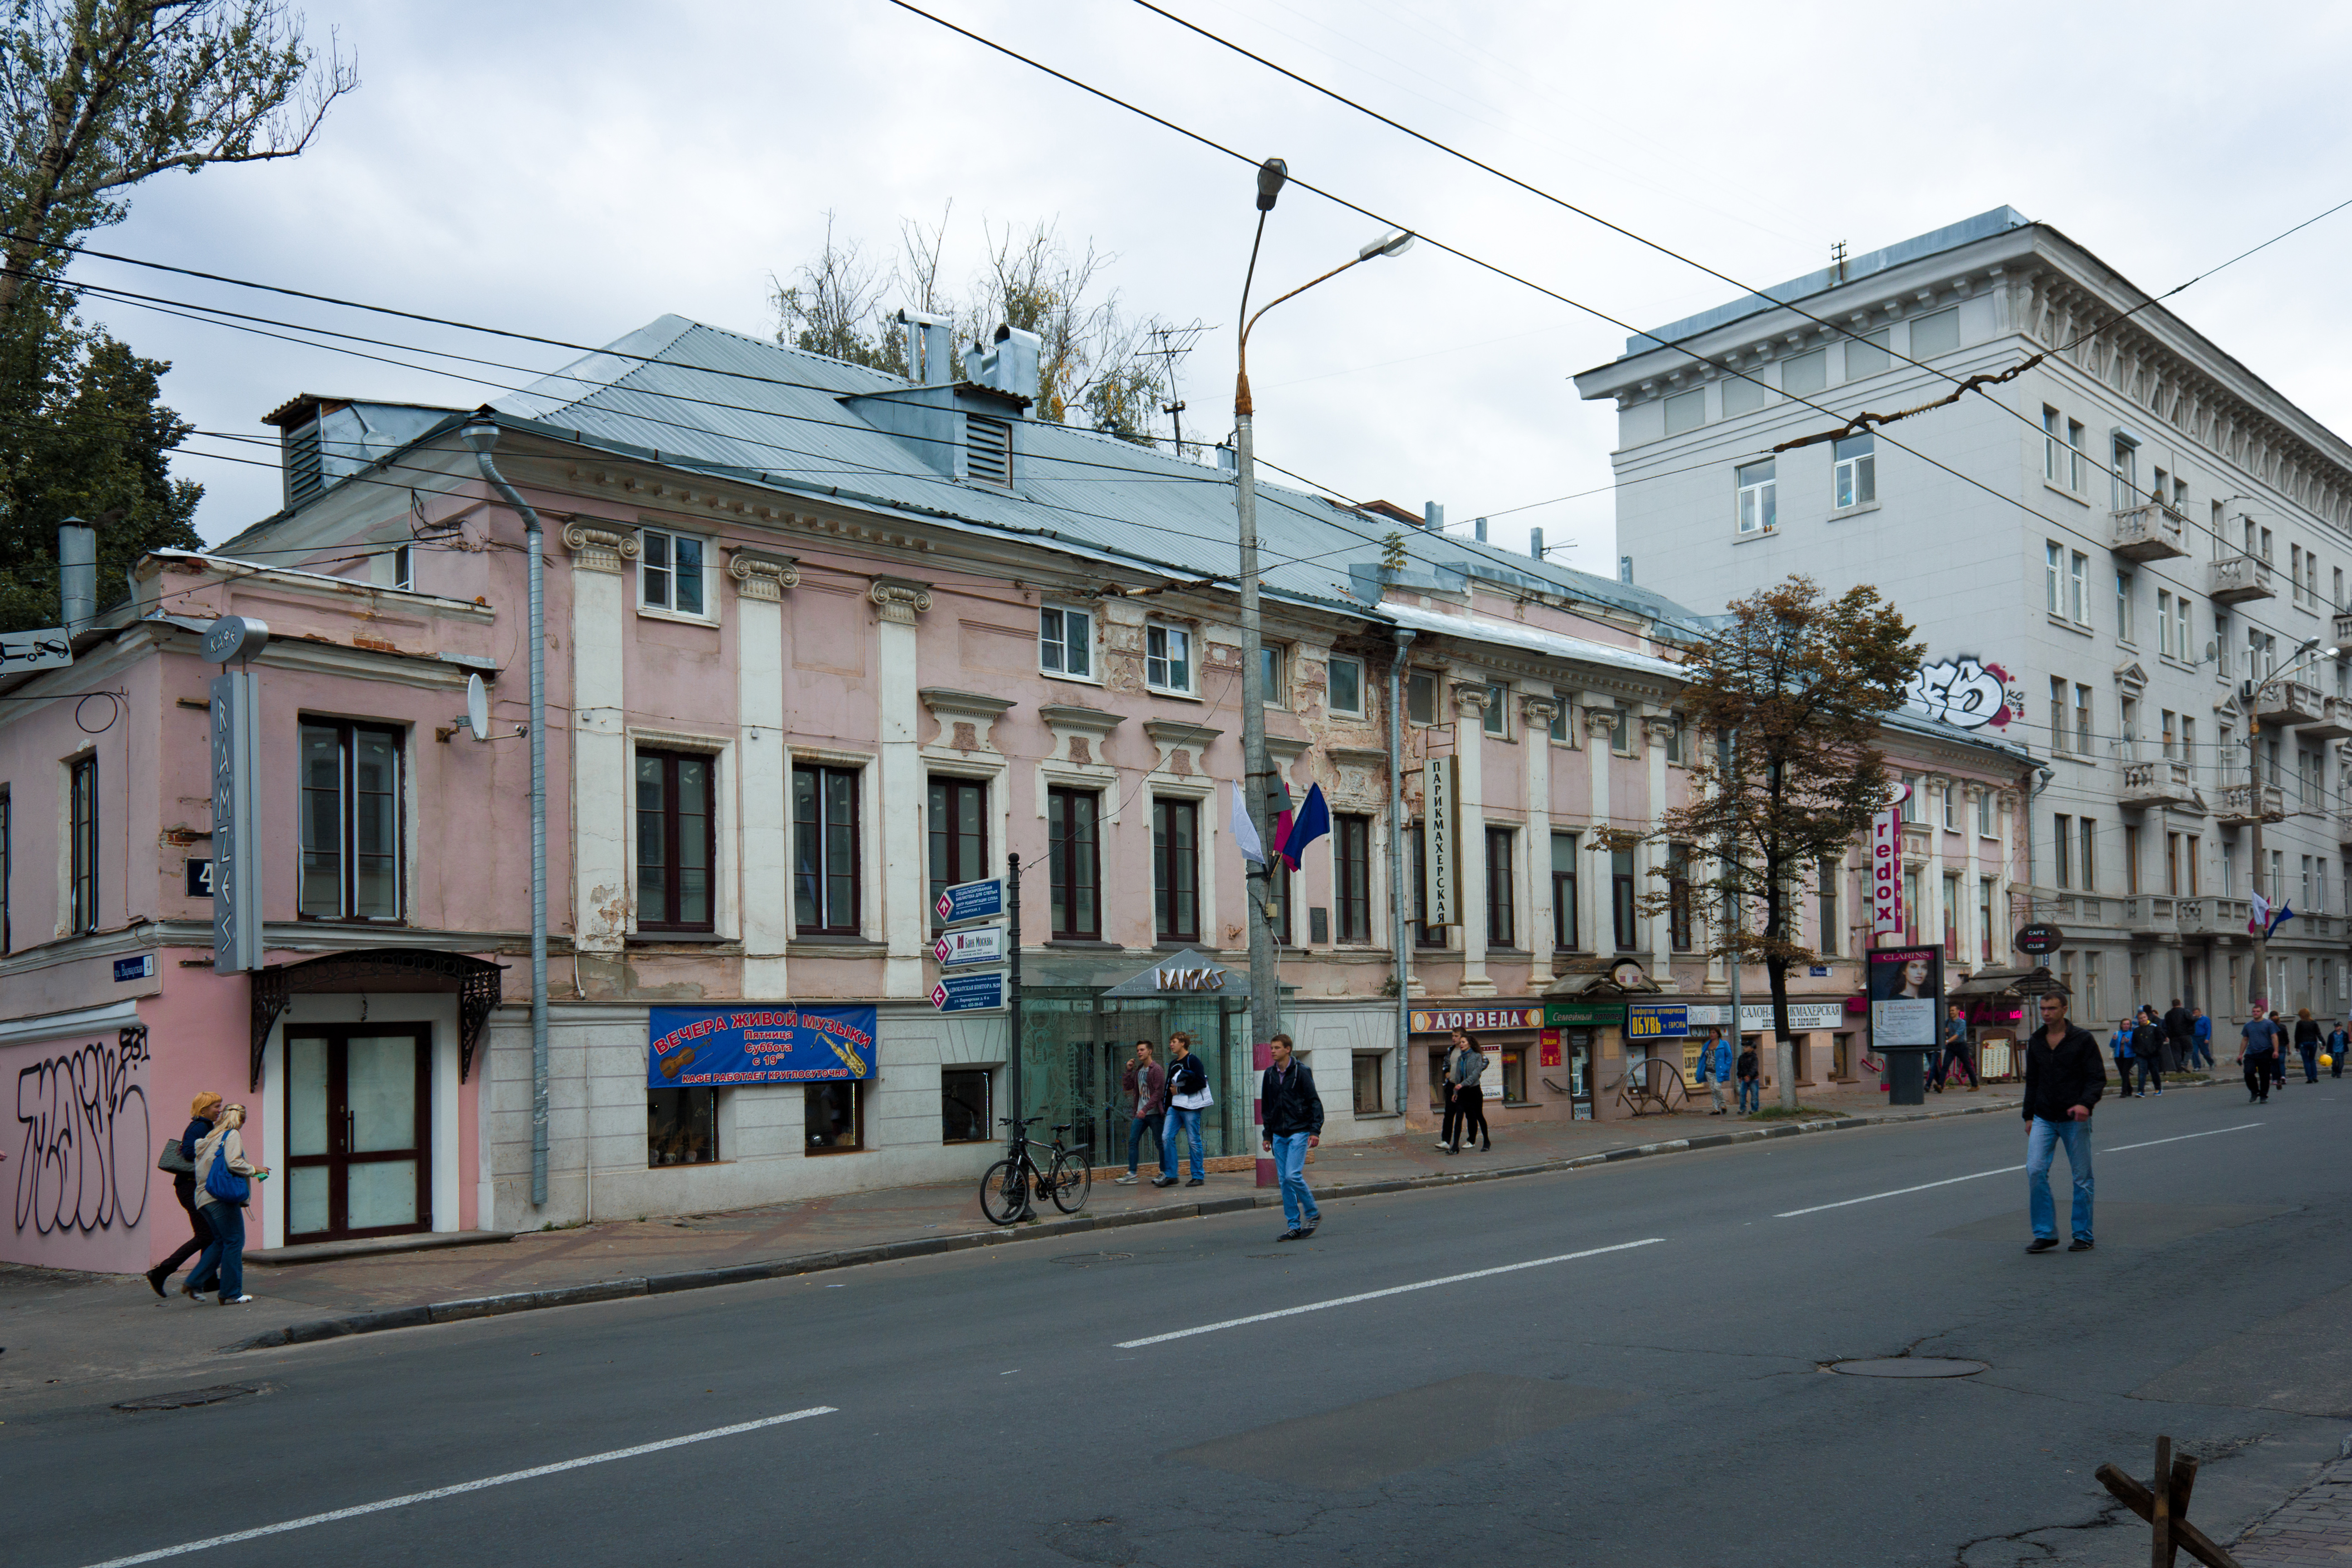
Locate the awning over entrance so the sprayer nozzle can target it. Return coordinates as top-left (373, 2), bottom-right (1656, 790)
top-left (1947, 963), bottom-right (2068, 1001)
top-left (1101, 947), bottom-right (1250, 998)
top-left (250, 948), bottom-right (507, 1090)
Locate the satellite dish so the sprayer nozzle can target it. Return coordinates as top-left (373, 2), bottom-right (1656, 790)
top-left (465, 673), bottom-right (489, 740)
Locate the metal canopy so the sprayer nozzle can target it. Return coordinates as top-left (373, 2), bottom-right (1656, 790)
top-left (1947, 964), bottom-right (2069, 1000)
top-left (249, 947), bottom-right (507, 1090)
top-left (1102, 947), bottom-right (1250, 999)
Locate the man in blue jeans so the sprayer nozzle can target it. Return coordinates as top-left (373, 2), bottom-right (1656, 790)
top-left (2189, 1006), bottom-right (2215, 1069)
top-left (1261, 1033), bottom-right (1324, 1241)
top-left (2023, 991), bottom-right (2106, 1254)
top-left (1153, 1032), bottom-right (1210, 1189)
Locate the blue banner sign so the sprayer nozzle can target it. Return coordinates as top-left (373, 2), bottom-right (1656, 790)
top-left (647, 1005), bottom-right (877, 1088)
top-left (935, 877), bottom-right (1004, 924)
top-left (1625, 1003), bottom-right (1689, 1041)
top-left (931, 972), bottom-right (1004, 1013)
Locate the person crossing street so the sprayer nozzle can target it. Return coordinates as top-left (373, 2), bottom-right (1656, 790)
top-left (2022, 992), bottom-right (2104, 1254)
top-left (1261, 1034), bottom-right (1323, 1242)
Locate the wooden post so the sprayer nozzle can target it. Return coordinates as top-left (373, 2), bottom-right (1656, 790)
top-left (2152, 1434), bottom-right (2172, 1567)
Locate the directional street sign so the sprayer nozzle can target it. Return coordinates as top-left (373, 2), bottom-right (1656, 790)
top-left (933, 924), bottom-right (1006, 969)
top-left (936, 877), bottom-right (1005, 925)
top-left (931, 972), bottom-right (1005, 1013)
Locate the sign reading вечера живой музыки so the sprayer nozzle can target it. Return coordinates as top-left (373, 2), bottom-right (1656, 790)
top-left (647, 1005), bottom-right (877, 1088)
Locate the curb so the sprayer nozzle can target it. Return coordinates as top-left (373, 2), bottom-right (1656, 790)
top-left (222, 1091), bottom-right (2044, 1354)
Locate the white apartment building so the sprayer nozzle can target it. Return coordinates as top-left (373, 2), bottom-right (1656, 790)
top-left (1574, 208), bottom-right (2352, 1026)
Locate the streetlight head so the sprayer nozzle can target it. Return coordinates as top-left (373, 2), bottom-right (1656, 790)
top-left (1255, 157), bottom-right (1288, 211)
top-left (1361, 229), bottom-right (1415, 260)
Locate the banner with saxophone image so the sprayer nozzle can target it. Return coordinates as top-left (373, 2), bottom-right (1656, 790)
top-left (647, 1006), bottom-right (878, 1087)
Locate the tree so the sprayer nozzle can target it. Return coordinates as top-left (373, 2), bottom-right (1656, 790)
top-left (769, 211), bottom-right (901, 373)
top-left (1636, 576), bottom-right (1923, 1107)
top-left (0, 0), bottom-right (358, 322)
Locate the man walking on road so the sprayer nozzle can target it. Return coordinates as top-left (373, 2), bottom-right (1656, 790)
top-left (2239, 1004), bottom-right (2283, 1105)
top-left (1937, 1003), bottom-right (1979, 1090)
top-left (2163, 999), bottom-right (2196, 1073)
top-left (2190, 1005), bottom-right (2215, 1069)
top-left (1697, 1029), bottom-right (1732, 1113)
top-left (1116, 1040), bottom-right (1166, 1185)
top-left (1436, 1029), bottom-right (1471, 1152)
top-left (2131, 1008), bottom-right (2165, 1098)
top-left (1261, 1034), bottom-right (1323, 1241)
top-left (2329, 1019), bottom-right (2349, 1081)
top-left (2024, 991), bottom-right (2105, 1254)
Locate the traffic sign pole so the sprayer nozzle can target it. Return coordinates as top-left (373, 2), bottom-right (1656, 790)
top-left (1006, 852), bottom-right (1023, 1153)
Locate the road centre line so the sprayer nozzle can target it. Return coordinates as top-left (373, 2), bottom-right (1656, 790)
top-left (80, 1406), bottom-right (838, 1568)
top-left (1774, 1122), bottom-right (2263, 1219)
top-left (1114, 1239), bottom-right (1663, 1348)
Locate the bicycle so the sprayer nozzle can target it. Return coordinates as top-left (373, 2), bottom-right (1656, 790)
top-left (978, 1116), bottom-right (1091, 1225)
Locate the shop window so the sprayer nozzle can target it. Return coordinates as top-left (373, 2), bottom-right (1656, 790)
top-left (648, 1087), bottom-right (719, 1166)
top-left (639, 748), bottom-right (716, 932)
top-left (1048, 786), bottom-right (1100, 939)
top-left (806, 1082), bottom-right (862, 1153)
top-left (794, 763), bottom-right (861, 935)
top-left (1501, 1045), bottom-right (1528, 1104)
top-left (1352, 1053), bottom-right (1385, 1114)
top-left (1335, 813), bottom-right (1372, 942)
top-left (1153, 797), bottom-right (1200, 942)
top-left (941, 1069), bottom-right (991, 1143)
top-left (299, 721), bottom-right (402, 921)
top-left (927, 776), bottom-right (988, 923)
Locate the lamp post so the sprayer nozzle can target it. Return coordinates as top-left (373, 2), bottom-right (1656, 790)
top-left (2243, 636), bottom-right (2336, 1014)
top-left (1233, 156), bottom-right (1413, 1056)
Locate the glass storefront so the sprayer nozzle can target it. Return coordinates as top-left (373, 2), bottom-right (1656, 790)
top-left (1010, 986), bottom-right (1251, 1167)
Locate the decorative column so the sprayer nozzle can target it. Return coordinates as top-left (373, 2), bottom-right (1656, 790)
top-left (1585, 701), bottom-right (1617, 958)
top-left (1926, 775), bottom-right (1950, 960)
top-left (870, 577), bottom-right (934, 999)
top-left (1522, 696), bottom-right (1557, 975)
top-left (563, 522), bottom-right (637, 962)
top-left (1998, 789), bottom-right (2019, 954)
top-left (1451, 683), bottom-right (1494, 996)
top-left (732, 549), bottom-right (799, 999)
top-left (1644, 711), bottom-right (1676, 977)
top-left (1962, 784), bottom-right (1985, 966)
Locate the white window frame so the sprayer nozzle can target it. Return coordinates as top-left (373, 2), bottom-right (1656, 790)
top-left (638, 525), bottom-right (714, 622)
top-left (1482, 681), bottom-right (1510, 737)
top-left (1832, 434), bottom-right (1875, 509)
top-left (1038, 604), bottom-right (1094, 682)
top-left (2115, 569), bottom-right (2133, 643)
top-left (2069, 551), bottom-right (2089, 625)
top-left (2156, 589), bottom-right (2175, 658)
top-left (2045, 541), bottom-right (2064, 614)
top-left (1145, 621), bottom-right (1195, 696)
top-left (1735, 460), bottom-right (1776, 534)
top-left (1326, 654), bottom-right (1366, 719)
top-left (1261, 643), bottom-right (1289, 710)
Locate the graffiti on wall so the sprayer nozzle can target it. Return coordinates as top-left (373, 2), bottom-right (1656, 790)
top-left (1905, 657), bottom-right (2024, 731)
top-left (14, 1026), bottom-right (150, 1237)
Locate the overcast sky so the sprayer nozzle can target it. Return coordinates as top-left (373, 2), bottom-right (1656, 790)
top-left (81, 0), bottom-right (2352, 571)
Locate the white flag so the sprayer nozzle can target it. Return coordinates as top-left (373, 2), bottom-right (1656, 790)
top-left (1230, 779), bottom-right (1266, 867)
top-left (2249, 889), bottom-right (2270, 936)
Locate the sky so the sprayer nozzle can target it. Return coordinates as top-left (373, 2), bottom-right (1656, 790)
top-left (74, 0), bottom-right (2352, 572)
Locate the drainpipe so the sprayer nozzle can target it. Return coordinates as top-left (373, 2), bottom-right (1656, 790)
top-left (462, 421), bottom-right (551, 1212)
top-left (1389, 628), bottom-right (1416, 1118)
top-left (58, 518), bottom-right (96, 632)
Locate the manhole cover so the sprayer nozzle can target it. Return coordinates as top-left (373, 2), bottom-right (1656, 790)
top-left (113, 1382), bottom-right (265, 1411)
top-left (1829, 1358), bottom-right (1987, 1379)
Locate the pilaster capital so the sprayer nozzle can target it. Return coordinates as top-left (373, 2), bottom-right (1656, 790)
top-left (1641, 714), bottom-right (1679, 744)
top-left (1520, 694), bottom-right (1558, 725)
top-left (1450, 681), bottom-right (1490, 714)
top-left (561, 521), bottom-right (638, 574)
top-left (868, 577), bottom-right (934, 626)
top-left (727, 548), bottom-right (799, 602)
top-left (1585, 706), bottom-right (1621, 739)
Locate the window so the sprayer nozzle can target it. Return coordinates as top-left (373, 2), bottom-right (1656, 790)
top-left (638, 526), bottom-right (706, 617)
top-left (1261, 645), bottom-right (1288, 709)
top-left (1901, 774), bottom-right (1922, 824)
top-left (68, 755), bottom-right (97, 935)
top-left (1902, 868), bottom-right (1921, 944)
top-left (2074, 684), bottom-right (2093, 754)
top-left (2337, 568), bottom-right (2346, 610)
top-left (1844, 328), bottom-right (1890, 379)
top-left (2119, 696), bottom-right (2137, 751)
top-left (2079, 817), bottom-right (2097, 892)
top-left (806, 1082), bottom-right (862, 1152)
top-left (1723, 372), bottom-right (1768, 416)
top-left (1832, 434), bottom-right (1876, 508)
top-left (1941, 785), bottom-right (1957, 832)
top-left (2161, 710), bottom-right (2176, 760)
top-left (1406, 670), bottom-right (1437, 725)
top-left (2157, 590), bottom-right (2175, 657)
top-left (1352, 1054), bottom-right (1386, 1114)
top-left (2043, 406), bottom-right (2064, 482)
top-left (1663, 387), bottom-right (1705, 435)
top-left (1482, 682), bottom-right (1509, 736)
top-left (793, 763), bottom-right (860, 935)
top-left (1152, 797), bottom-right (1199, 942)
top-left (2070, 552), bottom-right (2089, 623)
top-left (2110, 435), bottom-right (2137, 513)
top-left (1783, 348), bottom-right (1827, 397)
top-left (2215, 610), bottom-right (2230, 677)
top-left (392, 544), bottom-right (413, 591)
top-left (1549, 696), bottom-right (1570, 744)
top-left (1911, 306), bottom-right (1959, 357)
top-left (2054, 813), bottom-right (2073, 888)
top-left (2216, 725), bottom-right (2234, 789)
top-left (1977, 788), bottom-right (1993, 837)
top-left (1611, 848), bottom-right (1637, 951)
top-left (1269, 857), bottom-right (1292, 946)
top-left (1411, 822), bottom-right (1444, 948)
top-left (1047, 787), bottom-right (1100, 940)
top-left (1667, 843), bottom-right (1693, 951)
top-left (1484, 827), bottom-right (1515, 948)
top-left (1145, 622), bottom-right (1193, 694)
top-left (1817, 858), bottom-right (1839, 956)
top-left (1335, 814), bottom-right (1372, 942)
top-left (1978, 878), bottom-right (1995, 963)
top-left (637, 749), bottom-right (716, 931)
top-left (647, 1088), bottom-right (718, 1166)
top-left (1553, 833), bottom-right (1579, 951)
top-left (1664, 715), bottom-right (1684, 764)
top-left (2115, 569), bottom-right (2133, 642)
top-left (2186, 834), bottom-right (2200, 896)
top-left (2066, 420), bottom-right (2086, 489)
top-left (1735, 460), bottom-right (1776, 534)
top-left (2124, 825), bottom-right (2141, 895)
top-left (2048, 676), bottom-right (2067, 753)
top-left (942, 1069), bottom-right (992, 1143)
top-left (2045, 542), bottom-right (2064, 613)
top-left (1328, 655), bottom-right (1364, 718)
top-left (1943, 872), bottom-right (1961, 959)
top-left (1611, 701), bottom-right (1633, 754)
top-left (927, 777), bottom-right (987, 922)
top-left (299, 722), bottom-right (402, 921)
top-left (2082, 953), bottom-right (2102, 1023)
top-left (1039, 606), bottom-right (1092, 678)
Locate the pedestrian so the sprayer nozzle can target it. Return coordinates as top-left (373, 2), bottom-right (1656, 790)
top-left (1938, 1003), bottom-right (1980, 1090)
top-left (2162, 999), bottom-right (2195, 1073)
top-left (2293, 1008), bottom-right (2323, 1084)
top-left (146, 1091), bottom-right (221, 1299)
top-left (2327, 1018), bottom-right (2350, 1080)
top-left (2238, 1004), bottom-right (2283, 1104)
top-left (1114, 1039), bottom-right (1166, 1185)
top-left (2132, 1008), bottom-right (2165, 1098)
top-left (2190, 1006), bottom-right (2214, 1070)
top-left (1260, 1033), bottom-right (1324, 1241)
top-left (1450, 1033), bottom-right (1491, 1153)
top-left (2109, 1017), bottom-right (2135, 1095)
top-left (1697, 1029), bottom-right (1732, 1114)
top-left (1153, 1032), bottom-right (1211, 1188)
top-left (1735, 1039), bottom-right (1761, 1113)
top-left (1435, 1029), bottom-right (1471, 1152)
top-left (2022, 991), bottom-right (2104, 1254)
top-left (186, 1103), bottom-right (267, 1306)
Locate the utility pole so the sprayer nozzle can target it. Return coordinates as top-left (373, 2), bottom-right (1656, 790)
top-left (1717, 728), bottom-right (1746, 1103)
top-left (2248, 710), bottom-right (2270, 1016)
top-left (1144, 319), bottom-right (1207, 460)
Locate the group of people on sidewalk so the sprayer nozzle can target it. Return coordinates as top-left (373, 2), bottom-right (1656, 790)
top-left (2233, 1002), bottom-right (2348, 1103)
top-left (1691, 1030), bottom-right (1762, 1114)
top-left (1115, 1031), bottom-right (1327, 1241)
top-left (143, 1090), bottom-right (270, 1306)
top-left (2103, 999), bottom-right (2217, 1099)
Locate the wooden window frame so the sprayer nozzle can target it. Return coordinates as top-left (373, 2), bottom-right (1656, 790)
top-left (637, 747), bottom-right (718, 933)
top-left (1484, 826), bottom-right (1515, 949)
top-left (299, 720), bottom-right (406, 923)
top-left (1047, 785), bottom-right (1101, 940)
top-left (69, 753), bottom-right (98, 935)
top-left (793, 762), bottom-right (861, 936)
top-left (1334, 813), bottom-right (1372, 943)
top-left (927, 775), bottom-right (989, 926)
top-left (1152, 796), bottom-right (1201, 943)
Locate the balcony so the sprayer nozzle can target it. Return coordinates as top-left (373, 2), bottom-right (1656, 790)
top-left (2303, 696), bottom-right (2352, 741)
top-left (2209, 554), bottom-right (2276, 605)
top-left (2215, 781), bottom-right (2286, 824)
top-left (2335, 609), bottom-right (2352, 648)
top-left (2120, 758), bottom-right (2202, 813)
top-left (2252, 679), bottom-right (2325, 728)
top-left (2110, 502), bottom-right (2189, 561)
top-left (2121, 896), bottom-right (2179, 939)
top-left (2337, 809), bottom-right (2352, 846)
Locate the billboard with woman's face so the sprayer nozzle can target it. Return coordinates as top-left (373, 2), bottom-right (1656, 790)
top-left (1868, 947), bottom-right (1942, 1048)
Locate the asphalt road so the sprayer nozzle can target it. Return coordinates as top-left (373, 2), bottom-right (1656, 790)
top-left (12, 1078), bottom-right (2351, 1568)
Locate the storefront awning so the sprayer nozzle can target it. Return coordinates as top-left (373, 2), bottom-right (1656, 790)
top-left (1101, 948), bottom-right (1250, 998)
top-left (250, 947), bottom-right (507, 1090)
top-left (1947, 964), bottom-right (2068, 1001)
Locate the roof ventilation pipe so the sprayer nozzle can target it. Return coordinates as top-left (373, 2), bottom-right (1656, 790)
top-left (1473, 517), bottom-right (1487, 543)
top-left (58, 518), bottom-right (96, 632)
top-left (1423, 501), bottom-right (1444, 533)
top-left (1529, 528), bottom-right (1545, 561)
top-left (896, 309), bottom-right (954, 384)
top-left (965, 323), bottom-right (1045, 405)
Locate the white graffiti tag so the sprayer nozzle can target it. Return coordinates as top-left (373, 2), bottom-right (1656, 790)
top-left (1906, 657), bottom-right (2011, 730)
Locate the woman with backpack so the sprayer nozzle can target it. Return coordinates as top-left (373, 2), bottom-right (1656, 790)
top-left (187, 1103), bottom-right (269, 1307)
top-left (145, 1091), bottom-right (222, 1299)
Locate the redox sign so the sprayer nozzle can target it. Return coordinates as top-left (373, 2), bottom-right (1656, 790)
top-left (931, 972), bottom-right (1004, 1013)
top-left (933, 925), bottom-right (1005, 968)
top-left (935, 877), bottom-right (1004, 925)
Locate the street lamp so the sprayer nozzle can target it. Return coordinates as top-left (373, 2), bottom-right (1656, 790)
top-left (2241, 635), bottom-right (2337, 1014)
top-left (1232, 157), bottom-right (1412, 1057)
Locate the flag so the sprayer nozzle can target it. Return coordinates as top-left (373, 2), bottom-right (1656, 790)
top-left (1230, 780), bottom-right (1266, 867)
top-left (1269, 776), bottom-right (1296, 868)
top-left (2268, 901), bottom-right (2298, 940)
top-left (1280, 782), bottom-right (1332, 868)
top-left (2249, 890), bottom-right (2271, 935)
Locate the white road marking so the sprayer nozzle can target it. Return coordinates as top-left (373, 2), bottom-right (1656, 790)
top-left (80, 1406), bottom-right (838, 1567)
top-left (1114, 1239), bottom-right (1663, 1348)
top-left (1775, 1122), bottom-right (2264, 1218)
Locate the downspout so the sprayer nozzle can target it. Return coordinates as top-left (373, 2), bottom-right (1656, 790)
top-left (1389, 628), bottom-right (1417, 1118)
top-left (462, 421), bottom-right (551, 1212)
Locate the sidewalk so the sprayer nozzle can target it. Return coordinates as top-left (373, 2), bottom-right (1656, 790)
top-left (2234, 1442), bottom-right (2352, 1565)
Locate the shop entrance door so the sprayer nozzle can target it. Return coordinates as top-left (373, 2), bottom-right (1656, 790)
top-left (284, 1025), bottom-right (431, 1243)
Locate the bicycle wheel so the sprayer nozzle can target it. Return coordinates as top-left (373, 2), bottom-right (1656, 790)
top-left (1048, 1150), bottom-right (1092, 1214)
top-left (979, 1159), bottom-right (1029, 1225)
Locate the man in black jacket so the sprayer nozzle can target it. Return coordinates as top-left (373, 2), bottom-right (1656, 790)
top-left (2162, 998), bottom-right (2196, 1073)
top-left (1261, 1033), bottom-right (1325, 1241)
top-left (2023, 991), bottom-right (2106, 1253)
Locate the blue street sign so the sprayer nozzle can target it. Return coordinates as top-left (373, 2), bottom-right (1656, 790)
top-left (936, 878), bottom-right (1005, 925)
top-left (113, 954), bottom-right (155, 982)
top-left (931, 972), bottom-right (1005, 1013)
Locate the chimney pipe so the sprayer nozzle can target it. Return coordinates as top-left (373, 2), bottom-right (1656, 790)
top-left (1529, 528), bottom-right (1544, 560)
top-left (1423, 501), bottom-right (1444, 533)
top-left (1618, 554), bottom-right (1634, 584)
top-left (1473, 516), bottom-right (1487, 543)
top-left (59, 518), bottom-right (96, 632)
